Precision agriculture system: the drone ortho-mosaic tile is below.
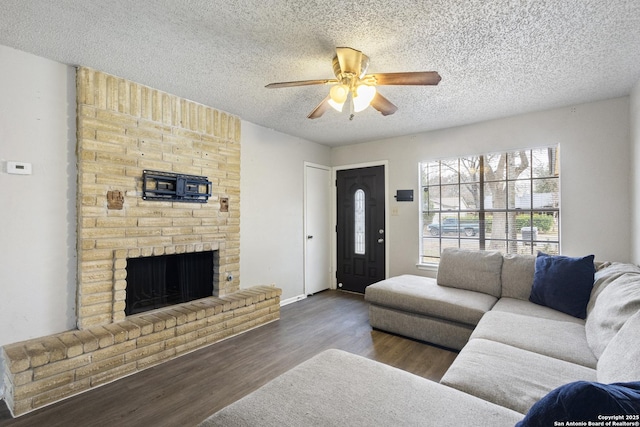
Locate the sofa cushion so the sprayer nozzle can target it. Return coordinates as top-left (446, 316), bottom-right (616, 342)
top-left (597, 310), bottom-right (640, 384)
top-left (516, 381), bottom-right (640, 427)
top-left (199, 349), bottom-right (524, 427)
top-left (437, 248), bottom-right (504, 298)
top-left (491, 298), bottom-right (585, 324)
top-left (585, 272), bottom-right (640, 358)
top-left (470, 311), bottom-right (597, 368)
top-left (365, 275), bottom-right (497, 326)
top-left (500, 253), bottom-right (535, 300)
top-left (440, 338), bottom-right (597, 414)
top-left (529, 253), bottom-right (595, 319)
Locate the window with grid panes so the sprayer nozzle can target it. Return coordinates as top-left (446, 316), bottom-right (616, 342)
top-left (419, 146), bottom-right (560, 265)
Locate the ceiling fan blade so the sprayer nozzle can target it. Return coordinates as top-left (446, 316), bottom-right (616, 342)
top-left (370, 71), bottom-right (442, 86)
top-left (265, 79), bottom-right (336, 89)
top-left (336, 47), bottom-right (363, 76)
top-left (307, 95), bottom-right (332, 119)
top-left (370, 93), bottom-right (398, 116)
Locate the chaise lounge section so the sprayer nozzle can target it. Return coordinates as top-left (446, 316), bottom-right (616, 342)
top-left (366, 249), bottom-right (507, 350)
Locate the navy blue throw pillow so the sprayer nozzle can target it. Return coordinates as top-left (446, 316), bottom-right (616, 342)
top-left (529, 253), bottom-right (595, 319)
top-left (516, 381), bottom-right (640, 427)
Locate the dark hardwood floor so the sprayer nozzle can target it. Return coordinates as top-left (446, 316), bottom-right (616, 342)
top-left (0, 290), bottom-right (457, 427)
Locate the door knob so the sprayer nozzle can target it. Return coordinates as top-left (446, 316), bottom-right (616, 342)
top-left (378, 238), bottom-right (384, 243)
top-left (307, 235), bottom-right (313, 239)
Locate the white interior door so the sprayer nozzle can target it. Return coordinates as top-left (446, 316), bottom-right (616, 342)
top-left (304, 163), bottom-right (331, 295)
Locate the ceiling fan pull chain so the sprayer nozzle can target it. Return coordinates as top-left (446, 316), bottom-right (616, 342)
top-left (349, 94), bottom-right (355, 121)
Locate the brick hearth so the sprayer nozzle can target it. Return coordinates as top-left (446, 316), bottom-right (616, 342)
top-left (2, 286), bottom-right (281, 417)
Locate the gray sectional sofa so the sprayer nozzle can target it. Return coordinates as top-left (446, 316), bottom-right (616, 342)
top-left (366, 248), bottom-right (640, 416)
top-left (200, 249), bottom-right (640, 425)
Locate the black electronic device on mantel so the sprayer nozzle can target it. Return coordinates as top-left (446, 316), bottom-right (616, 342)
top-left (142, 169), bottom-right (212, 203)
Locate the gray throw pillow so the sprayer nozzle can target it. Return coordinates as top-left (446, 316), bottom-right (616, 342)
top-left (437, 248), bottom-right (503, 297)
top-left (501, 253), bottom-right (536, 300)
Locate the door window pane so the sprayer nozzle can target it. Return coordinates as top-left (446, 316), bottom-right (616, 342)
top-left (354, 189), bottom-right (365, 255)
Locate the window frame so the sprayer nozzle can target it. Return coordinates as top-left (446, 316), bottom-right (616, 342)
top-left (418, 146), bottom-right (560, 267)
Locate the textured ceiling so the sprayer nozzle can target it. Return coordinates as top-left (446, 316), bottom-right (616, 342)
top-left (1, 0), bottom-right (639, 146)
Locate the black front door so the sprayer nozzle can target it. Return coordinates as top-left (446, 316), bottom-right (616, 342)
top-left (336, 166), bottom-right (386, 293)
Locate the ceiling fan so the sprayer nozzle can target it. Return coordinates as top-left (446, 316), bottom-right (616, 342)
top-left (265, 47), bottom-right (441, 120)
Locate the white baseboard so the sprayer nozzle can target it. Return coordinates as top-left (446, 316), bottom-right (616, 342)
top-left (280, 294), bottom-right (306, 306)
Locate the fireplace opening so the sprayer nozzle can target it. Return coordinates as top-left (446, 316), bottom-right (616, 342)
top-left (125, 251), bottom-right (215, 315)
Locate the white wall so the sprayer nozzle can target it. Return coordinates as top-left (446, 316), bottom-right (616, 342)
top-left (332, 98), bottom-right (632, 277)
top-left (631, 79), bottom-right (640, 265)
top-left (0, 45), bottom-right (77, 349)
top-left (240, 121), bottom-right (330, 302)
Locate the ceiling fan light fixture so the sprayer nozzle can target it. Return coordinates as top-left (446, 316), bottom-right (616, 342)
top-left (328, 98), bottom-right (345, 112)
top-left (353, 84), bottom-right (377, 112)
top-left (328, 84), bottom-right (349, 111)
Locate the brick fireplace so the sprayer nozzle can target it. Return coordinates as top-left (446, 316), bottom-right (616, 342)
top-left (0, 68), bottom-right (281, 417)
top-left (75, 67), bottom-right (242, 328)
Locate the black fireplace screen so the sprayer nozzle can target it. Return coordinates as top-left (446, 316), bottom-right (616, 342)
top-left (125, 251), bottom-right (214, 315)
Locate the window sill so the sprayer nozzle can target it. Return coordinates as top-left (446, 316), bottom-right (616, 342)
top-left (416, 262), bottom-right (439, 273)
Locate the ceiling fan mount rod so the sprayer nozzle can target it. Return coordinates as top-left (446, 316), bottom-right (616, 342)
top-left (332, 50), bottom-right (370, 77)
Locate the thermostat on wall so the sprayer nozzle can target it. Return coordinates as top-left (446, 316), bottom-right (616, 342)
top-left (7, 161), bottom-right (32, 175)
